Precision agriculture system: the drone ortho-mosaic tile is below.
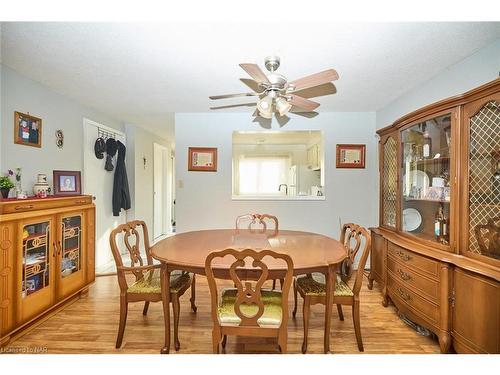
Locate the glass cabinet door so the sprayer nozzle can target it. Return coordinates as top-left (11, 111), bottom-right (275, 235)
top-left (382, 136), bottom-right (398, 228)
top-left (60, 215), bottom-right (82, 278)
top-left (467, 100), bottom-right (499, 261)
top-left (400, 113), bottom-right (453, 245)
top-left (22, 221), bottom-right (51, 298)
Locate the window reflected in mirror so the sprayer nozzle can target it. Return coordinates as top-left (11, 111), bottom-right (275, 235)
top-left (232, 131), bottom-right (324, 199)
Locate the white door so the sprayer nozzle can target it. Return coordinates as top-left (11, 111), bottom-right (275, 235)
top-left (153, 143), bottom-right (170, 240)
top-left (83, 118), bottom-right (127, 273)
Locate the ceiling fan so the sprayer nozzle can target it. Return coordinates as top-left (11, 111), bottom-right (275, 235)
top-left (209, 56), bottom-right (339, 119)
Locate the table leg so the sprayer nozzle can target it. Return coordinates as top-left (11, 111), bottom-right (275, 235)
top-left (324, 264), bottom-right (336, 354)
top-left (160, 265), bottom-right (171, 354)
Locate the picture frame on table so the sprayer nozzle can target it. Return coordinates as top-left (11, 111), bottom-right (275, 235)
top-left (336, 144), bottom-right (366, 169)
top-left (188, 147), bottom-right (218, 172)
top-left (53, 170), bottom-right (81, 195)
top-left (14, 111), bottom-right (42, 148)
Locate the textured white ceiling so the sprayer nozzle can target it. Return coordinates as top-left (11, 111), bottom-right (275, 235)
top-left (1, 22), bottom-right (499, 127)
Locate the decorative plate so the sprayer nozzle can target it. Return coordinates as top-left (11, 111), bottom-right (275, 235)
top-left (402, 208), bottom-right (422, 232)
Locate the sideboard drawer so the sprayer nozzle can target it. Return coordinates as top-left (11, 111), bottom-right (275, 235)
top-left (387, 273), bottom-right (439, 326)
top-left (387, 242), bottom-right (439, 279)
top-left (0, 196), bottom-right (92, 215)
top-left (387, 256), bottom-right (439, 302)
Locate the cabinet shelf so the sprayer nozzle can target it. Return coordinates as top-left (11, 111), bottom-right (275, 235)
top-left (404, 197), bottom-right (450, 203)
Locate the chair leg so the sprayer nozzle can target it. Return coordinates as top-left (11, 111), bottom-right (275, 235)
top-left (278, 332), bottom-right (287, 354)
top-left (116, 296), bottom-right (128, 348)
top-left (272, 279), bottom-right (277, 290)
top-left (336, 304), bottom-right (344, 321)
top-left (142, 301), bottom-right (150, 316)
top-left (190, 275), bottom-right (198, 313)
top-left (172, 294), bottom-right (181, 351)
top-left (279, 278), bottom-right (284, 289)
top-left (301, 295), bottom-right (311, 354)
top-left (352, 300), bottom-right (364, 352)
top-left (292, 279), bottom-right (298, 318)
top-left (212, 328), bottom-right (221, 354)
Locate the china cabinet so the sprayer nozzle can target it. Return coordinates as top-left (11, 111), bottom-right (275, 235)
top-left (370, 78), bottom-right (500, 353)
top-left (0, 195), bottom-right (95, 346)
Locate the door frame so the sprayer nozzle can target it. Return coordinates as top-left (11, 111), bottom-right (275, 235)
top-left (153, 142), bottom-right (171, 240)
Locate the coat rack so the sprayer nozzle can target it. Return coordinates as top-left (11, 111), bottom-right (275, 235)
top-left (97, 127), bottom-right (117, 140)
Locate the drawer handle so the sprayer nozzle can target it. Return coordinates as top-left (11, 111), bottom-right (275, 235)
top-left (396, 250), bottom-right (411, 261)
top-left (15, 205), bottom-right (34, 210)
top-left (397, 287), bottom-right (411, 301)
top-left (74, 200), bottom-right (87, 204)
top-left (397, 269), bottom-right (411, 281)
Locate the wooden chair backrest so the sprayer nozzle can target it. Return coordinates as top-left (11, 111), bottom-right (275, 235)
top-left (205, 248), bottom-right (293, 328)
top-left (109, 220), bottom-right (153, 291)
top-left (235, 214), bottom-right (279, 234)
top-left (340, 223), bottom-right (371, 296)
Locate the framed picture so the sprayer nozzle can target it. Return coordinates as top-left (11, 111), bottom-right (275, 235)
top-left (336, 144), bottom-right (366, 169)
top-left (188, 147), bottom-right (217, 172)
top-left (53, 170), bottom-right (81, 195)
top-left (14, 111), bottom-right (42, 148)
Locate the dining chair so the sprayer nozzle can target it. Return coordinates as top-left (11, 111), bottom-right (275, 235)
top-left (205, 248), bottom-right (294, 354)
top-left (109, 220), bottom-right (197, 350)
top-left (235, 213), bottom-right (281, 289)
top-left (292, 223), bottom-right (371, 353)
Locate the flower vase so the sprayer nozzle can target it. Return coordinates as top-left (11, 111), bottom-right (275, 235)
top-left (1, 188), bottom-right (10, 199)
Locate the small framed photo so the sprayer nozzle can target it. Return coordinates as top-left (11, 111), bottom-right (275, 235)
top-left (53, 170), bottom-right (81, 195)
top-left (188, 147), bottom-right (217, 172)
top-left (14, 111), bottom-right (42, 148)
top-left (336, 144), bottom-right (366, 169)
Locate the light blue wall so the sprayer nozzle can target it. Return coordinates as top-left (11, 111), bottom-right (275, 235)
top-left (0, 65), bottom-right (123, 192)
top-left (175, 112), bottom-right (378, 239)
top-left (377, 39), bottom-right (500, 129)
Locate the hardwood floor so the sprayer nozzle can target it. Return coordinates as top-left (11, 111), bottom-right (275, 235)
top-left (5, 273), bottom-right (440, 354)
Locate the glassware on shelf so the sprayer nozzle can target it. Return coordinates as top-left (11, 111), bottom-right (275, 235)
top-left (400, 113), bottom-right (453, 245)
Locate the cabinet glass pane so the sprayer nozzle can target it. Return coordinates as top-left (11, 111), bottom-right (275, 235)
top-left (400, 114), bottom-right (452, 244)
top-left (22, 221), bottom-right (50, 298)
top-left (468, 100), bottom-right (500, 260)
top-left (61, 215), bottom-right (82, 278)
top-left (382, 137), bottom-right (397, 227)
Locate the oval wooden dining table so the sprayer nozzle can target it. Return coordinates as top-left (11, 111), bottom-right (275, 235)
top-left (151, 228), bottom-right (347, 354)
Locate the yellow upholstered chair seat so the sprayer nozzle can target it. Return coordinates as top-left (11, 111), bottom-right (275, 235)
top-left (218, 288), bottom-right (283, 326)
top-left (296, 273), bottom-right (354, 297)
top-left (127, 269), bottom-right (193, 294)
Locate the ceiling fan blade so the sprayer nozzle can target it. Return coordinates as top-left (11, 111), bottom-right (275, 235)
top-left (210, 102), bottom-right (257, 110)
top-left (288, 95), bottom-right (320, 111)
top-left (290, 110), bottom-right (319, 118)
top-left (276, 115), bottom-right (290, 127)
top-left (288, 69), bottom-right (339, 91)
top-left (209, 92), bottom-right (258, 100)
top-left (239, 63), bottom-right (270, 85)
top-left (252, 116), bottom-right (272, 129)
top-left (240, 78), bottom-right (261, 92)
top-left (292, 82), bottom-right (337, 99)
top-left (252, 109), bottom-right (259, 117)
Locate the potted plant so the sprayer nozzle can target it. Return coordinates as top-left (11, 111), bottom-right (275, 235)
top-left (0, 170), bottom-right (15, 198)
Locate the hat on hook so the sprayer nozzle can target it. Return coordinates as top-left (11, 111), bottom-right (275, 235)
top-left (94, 137), bottom-right (106, 159)
top-left (104, 138), bottom-right (118, 171)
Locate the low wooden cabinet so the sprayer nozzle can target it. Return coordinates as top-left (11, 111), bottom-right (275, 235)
top-left (0, 195), bottom-right (95, 346)
top-left (452, 269), bottom-right (499, 353)
top-left (373, 78), bottom-right (500, 354)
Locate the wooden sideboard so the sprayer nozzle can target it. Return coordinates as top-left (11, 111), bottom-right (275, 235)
top-left (0, 195), bottom-right (95, 346)
top-left (370, 78), bottom-right (500, 354)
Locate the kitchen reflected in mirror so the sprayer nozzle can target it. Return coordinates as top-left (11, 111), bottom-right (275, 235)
top-left (232, 130), bottom-right (325, 200)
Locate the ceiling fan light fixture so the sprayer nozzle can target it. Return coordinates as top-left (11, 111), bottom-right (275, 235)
top-left (258, 109), bottom-right (273, 119)
top-left (275, 97), bottom-right (292, 116)
top-left (257, 96), bottom-right (273, 118)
